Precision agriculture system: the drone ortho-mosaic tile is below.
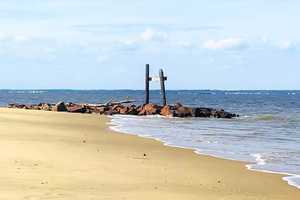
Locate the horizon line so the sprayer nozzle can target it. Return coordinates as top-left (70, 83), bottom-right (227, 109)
top-left (0, 89), bottom-right (300, 91)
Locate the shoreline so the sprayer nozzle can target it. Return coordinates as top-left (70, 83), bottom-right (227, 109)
top-left (108, 115), bottom-right (300, 190)
top-left (1, 108), bottom-right (299, 199)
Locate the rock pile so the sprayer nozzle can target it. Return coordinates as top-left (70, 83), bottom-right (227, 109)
top-left (8, 101), bottom-right (239, 119)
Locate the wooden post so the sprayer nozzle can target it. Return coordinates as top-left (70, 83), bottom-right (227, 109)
top-left (145, 64), bottom-right (150, 104)
top-left (159, 69), bottom-right (167, 106)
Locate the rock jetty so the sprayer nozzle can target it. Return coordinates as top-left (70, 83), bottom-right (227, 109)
top-left (7, 101), bottom-right (239, 119)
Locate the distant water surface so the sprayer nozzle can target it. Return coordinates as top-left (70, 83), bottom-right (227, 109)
top-left (0, 90), bottom-right (299, 188)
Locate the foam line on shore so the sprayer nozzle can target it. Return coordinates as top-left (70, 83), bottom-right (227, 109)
top-left (108, 115), bottom-right (300, 190)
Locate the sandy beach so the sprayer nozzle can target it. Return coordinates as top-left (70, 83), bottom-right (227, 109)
top-left (0, 108), bottom-right (299, 200)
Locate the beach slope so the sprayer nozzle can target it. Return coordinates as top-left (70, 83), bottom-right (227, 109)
top-left (0, 108), bottom-right (299, 199)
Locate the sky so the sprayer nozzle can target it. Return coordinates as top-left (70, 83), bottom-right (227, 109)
top-left (0, 0), bottom-right (299, 90)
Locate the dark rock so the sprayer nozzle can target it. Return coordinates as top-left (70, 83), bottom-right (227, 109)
top-left (175, 106), bottom-right (193, 117)
top-left (52, 101), bottom-right (68, 112)
top-left (10, 104), bottom-right (27, 109)
top-left (98, 106), bottom-right (109, 114)
top-left (104, 109), bottom-right (114, 115)
top-left (9, 104), bottom-right (28, 109)
top-left (126, 105), bottom-right (138, 115)
top-left (193, 107), bottom-right (213, 117)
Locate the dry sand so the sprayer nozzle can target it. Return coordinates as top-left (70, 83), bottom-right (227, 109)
top-left (0, 108), bottom-right (299, 200)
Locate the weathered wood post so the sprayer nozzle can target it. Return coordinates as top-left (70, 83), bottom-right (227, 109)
top-left (145, 64), bottom-right (152, 104)
top-left (159, 69), bottom-right (167, 106)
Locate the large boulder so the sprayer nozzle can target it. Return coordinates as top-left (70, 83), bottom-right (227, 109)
top-left (213, 110), bottom-right (237, 119)
top-left (138, 103), bottom-right (162, 115)
top-left (160, 105), bottom-right (175, 117)
top-left (111, 104), bottom-right (124, 114)
top-left (174, 105), bottom-right (193, 117)
top-left (118, 106), bottom-right (129, 114)
top-left (110, 104), bottom-right (138, 115)
top-left (52, 101), bottom-right (68, 112)
top-left (67, 104), bottom-right (87, 113)
top-left (193, 107), bottom-right (213, 117)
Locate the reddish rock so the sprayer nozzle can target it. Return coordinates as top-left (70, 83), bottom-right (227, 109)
top-left (118, 106), bottom-right (129, 114)
top-left (109, 104), bottom-right (138, 115)
top-left (120, 105), bottom-right (138, 115)
top-left (138, 103), bottom-right (162, 115)
top-left (111, 104), bottom-right (124, 114)
top-left (160, 105), bottom-right (175, 117)
top-left (67, 105), bottom-right (87, 113)
top-left (6, 101), bottom-right (238, 119)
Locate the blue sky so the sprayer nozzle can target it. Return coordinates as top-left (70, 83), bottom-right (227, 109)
top-left (0, 0), bottom-right (299, 90)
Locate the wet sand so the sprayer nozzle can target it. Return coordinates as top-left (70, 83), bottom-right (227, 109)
top-left (0, 108), bottom-right (299, 199)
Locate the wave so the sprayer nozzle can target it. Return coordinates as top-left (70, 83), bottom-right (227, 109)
top-left (7, 90), bottom-right (47, 94)
top-left (251, 153), bottom-right (266, 165)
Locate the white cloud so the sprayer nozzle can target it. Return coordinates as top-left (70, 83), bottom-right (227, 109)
top-left (116, 28), bottom-right (169, 52)
top-left (203, 38), bottom-right (248, 50)
top-left (140, 28), bottom-right (168, 42)
top-left (277, 41), bottom-right (296, 50)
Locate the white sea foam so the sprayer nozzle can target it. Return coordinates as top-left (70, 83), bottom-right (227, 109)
top-left (251, 153), bottom-right (266, 165)
top-left (283, 175), bottom-right (300, 189)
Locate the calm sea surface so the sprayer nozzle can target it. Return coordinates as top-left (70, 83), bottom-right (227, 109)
top-left (1, 90), bottom-right (299, 188)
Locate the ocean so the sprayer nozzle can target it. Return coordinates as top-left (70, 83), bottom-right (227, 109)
top-left (1, 90), bottom-right (299, 189)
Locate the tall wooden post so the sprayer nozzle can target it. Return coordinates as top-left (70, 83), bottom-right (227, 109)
top-left (145, 64), bottom-right (150, 104)
top-left (159, 69), bottom-right (167, 106)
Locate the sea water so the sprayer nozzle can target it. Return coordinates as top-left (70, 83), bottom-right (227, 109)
top-left (1, 90), bottom-right (299, 188)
